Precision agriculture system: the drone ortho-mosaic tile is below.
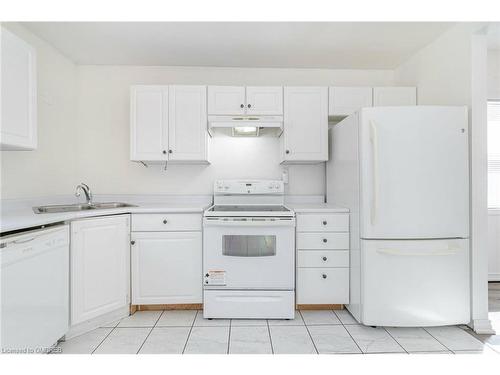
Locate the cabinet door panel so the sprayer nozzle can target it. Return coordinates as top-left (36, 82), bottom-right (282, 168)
top-left (1, 27), bottom-right (37, 150)
top-left (297, 268), bottom-right (349, 304)
top-left (373, 87), bottom-right (417, 106)
top-left (71, 215), bottom-right (130, 325)
top-left (246, 86), bottom-right (283, 115)
top-left (282, 87), bottom-right (328, 162)
top-left (130, 86), bottom-right (168, 161)
top-left (131, 232), bottom-right (202, 304)
top-left (208, 86), bottom-right (245, 115)
top-left (168, 85), bottom-right (208, 161)
top-left (329, 87), bottom-right (372, 117)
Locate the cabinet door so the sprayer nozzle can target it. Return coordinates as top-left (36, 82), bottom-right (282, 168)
top-left (329, 87), bottom-right (372, 117)
top-left (1, 27), bottom-right (37, 150)
top-left (71, 215), bottom-right (130, 325)
top-left (168, 85), bottom-right (208, 162)
top-left (282, 87), bottom-right (328, 162)
top-left (245, 86), bottom-right (283, 115)
top-left (130, 85), bottom-right (169, 161)
top-left (373, 87), bottom-right (417, 106)
top-left (208, 86), bottom-right (245, 115)
top-left (131, 232), bottom-right (202, 305)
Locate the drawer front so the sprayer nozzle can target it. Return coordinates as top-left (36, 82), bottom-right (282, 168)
top-left (297, 250), bottom-right (349, 268)
top-left (296, 213), bottom-right (348, 232)
top-left (131, 214), bottom-right (202, 232)
top-left (296, 268), bottom-right (349, 304)
top-left (297, 232), bottom-right (349, 250)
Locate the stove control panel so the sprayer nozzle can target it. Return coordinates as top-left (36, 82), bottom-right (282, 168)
top-left (214, 180), bottom-right (284, 195)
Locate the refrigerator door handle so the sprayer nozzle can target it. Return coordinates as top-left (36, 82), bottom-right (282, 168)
top-left (370, 121), bottom-right (379, 225)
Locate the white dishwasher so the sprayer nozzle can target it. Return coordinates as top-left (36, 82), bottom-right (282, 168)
top-left (1, 224), bottom-right (69, 353)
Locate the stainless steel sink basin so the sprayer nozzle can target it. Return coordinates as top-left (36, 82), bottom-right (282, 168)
top-left (33, 202), bottom-right (136, 214)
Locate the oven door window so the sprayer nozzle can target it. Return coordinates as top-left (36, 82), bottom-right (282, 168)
top-left (222, 235), bottom-right (276, 257)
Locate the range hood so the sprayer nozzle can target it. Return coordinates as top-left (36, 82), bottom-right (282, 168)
top-left (208, 115), bottom-right (283, 137)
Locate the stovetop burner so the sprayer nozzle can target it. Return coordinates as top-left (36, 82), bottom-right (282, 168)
top-left (207, 205), bottom-right (291, 213)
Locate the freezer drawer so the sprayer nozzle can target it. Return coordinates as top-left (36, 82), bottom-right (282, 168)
top-left (361, 238), bottom-right (470, 326)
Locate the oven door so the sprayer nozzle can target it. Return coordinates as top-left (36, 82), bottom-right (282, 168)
top-left (203, 217), bottom-right (295, 290)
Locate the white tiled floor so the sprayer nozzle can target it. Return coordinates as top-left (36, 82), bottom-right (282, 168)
top-left (55, 284), bottom-right (500, 355)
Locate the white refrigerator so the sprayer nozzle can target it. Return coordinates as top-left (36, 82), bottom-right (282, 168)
top-left (327, 106), bottom-right (470, 327)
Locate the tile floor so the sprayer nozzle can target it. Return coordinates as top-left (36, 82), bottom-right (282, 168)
top-left (55, 284), bottom-right (500, 355)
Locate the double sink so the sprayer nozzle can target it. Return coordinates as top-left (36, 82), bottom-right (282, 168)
top-left (33, 202), bottom-right (136, 214)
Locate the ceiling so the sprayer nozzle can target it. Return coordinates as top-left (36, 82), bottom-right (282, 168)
top-left (23, 22), bottom-right (453, 69)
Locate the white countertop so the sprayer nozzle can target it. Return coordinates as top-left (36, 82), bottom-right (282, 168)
top-left (0, 195), bottom-right (348, 233)
top-left (287, 203), bottom-right (349, 213)
top-left (0, 195), bottom-right (212, 233)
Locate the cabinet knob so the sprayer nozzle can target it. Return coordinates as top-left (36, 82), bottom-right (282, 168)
top-left (285, 150), bottom-right (290, 154)
top-left (168, 149), bottom-right (173, 154)
top-left (163, 219), bottom-right (168, 224)
top-left (130, 240), bottom-right (136, 245)
top-left (205, 273), bottom-right (209, 277)
top-left (247, 104), bottom-right (252, 108)
top-left (322, 238), bottom-right (327, 243)
top-left (322, 274), bottom-right (327, 279)
top-left (322, 221), bottom-right (327, 225)
top-left (162, 150), bottom-right (167, 155)
top-left (322, 256), bottom-right (327, 261)
top-left (240, 104), bottom-right (244, 108)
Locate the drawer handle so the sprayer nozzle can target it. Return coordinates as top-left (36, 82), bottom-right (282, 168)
top-left (322, 256), bottom-right (327, 261)
top-left (322, 238), bottom-right (327, 243)
top-left (322, 274), bottom-right (327, 279)
top-left (322, 221), bottom-right (327, 225)
top-left (163, 219), bottom-right (168, 224)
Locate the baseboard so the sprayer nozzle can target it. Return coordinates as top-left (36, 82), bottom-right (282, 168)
top-left (65, 306), bottom-right (130, 340)
top-left (296, 304), bottom-right (344, 310)
top-left (470, 318), bottom-right (495, 334)
top-left (133, 303), bottom-right (202, 311)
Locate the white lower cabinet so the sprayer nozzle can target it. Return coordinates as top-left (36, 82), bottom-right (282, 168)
top-left (296, 211), bottom-right (350, 305)
top-left (70, 215), bottom-right (130, 325)
top-left (131, 214), bottom-right (202, 305)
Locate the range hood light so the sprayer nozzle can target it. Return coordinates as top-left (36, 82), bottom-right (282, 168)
top-left (232, 126), bottom-right (259, 137)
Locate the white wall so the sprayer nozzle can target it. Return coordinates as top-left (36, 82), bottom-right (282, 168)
top-left (0, 23), bottom-right (78, 199)
top-left (488, 49), bottom-right (500, 99)
top-left (74, 65), bottom-right (394, 196)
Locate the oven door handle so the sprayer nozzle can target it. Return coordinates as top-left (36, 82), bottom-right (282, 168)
top-left (203, 219), bottom-right (295, 227)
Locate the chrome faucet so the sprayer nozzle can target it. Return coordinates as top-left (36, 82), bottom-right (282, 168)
top-left (75, 183), bottom-right (93, 205)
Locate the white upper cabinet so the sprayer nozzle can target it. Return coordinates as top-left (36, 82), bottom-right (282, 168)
top-left (130, 85), bottom-right (209, 163)
top-left (208, 86), bottom-right (283, 115)
top-left (168, 85), bottom-right (208, 162)
top-left (329, 87), bottom-right (372, 117)
top-left (70, 215), bottom-right (130, 325)
top-left (1, 27), bottom-right (37, 150)
top-left (281, 87), bottom-right (328, 163)
top-left (245, 86), bottom-right (283, 115)
top-left (208, 86), bottom-right (246, 115)
top-left (130, 85), bottom-right (168, 161)
top-left (373, 87), bottom-right (417, 106)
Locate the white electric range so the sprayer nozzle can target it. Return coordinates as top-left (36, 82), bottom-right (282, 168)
top-left (203, 180), bottom-right (296, 319)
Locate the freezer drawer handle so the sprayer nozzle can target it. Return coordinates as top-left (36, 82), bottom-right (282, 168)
top-left (376, 245), bottom-right (460, 257)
